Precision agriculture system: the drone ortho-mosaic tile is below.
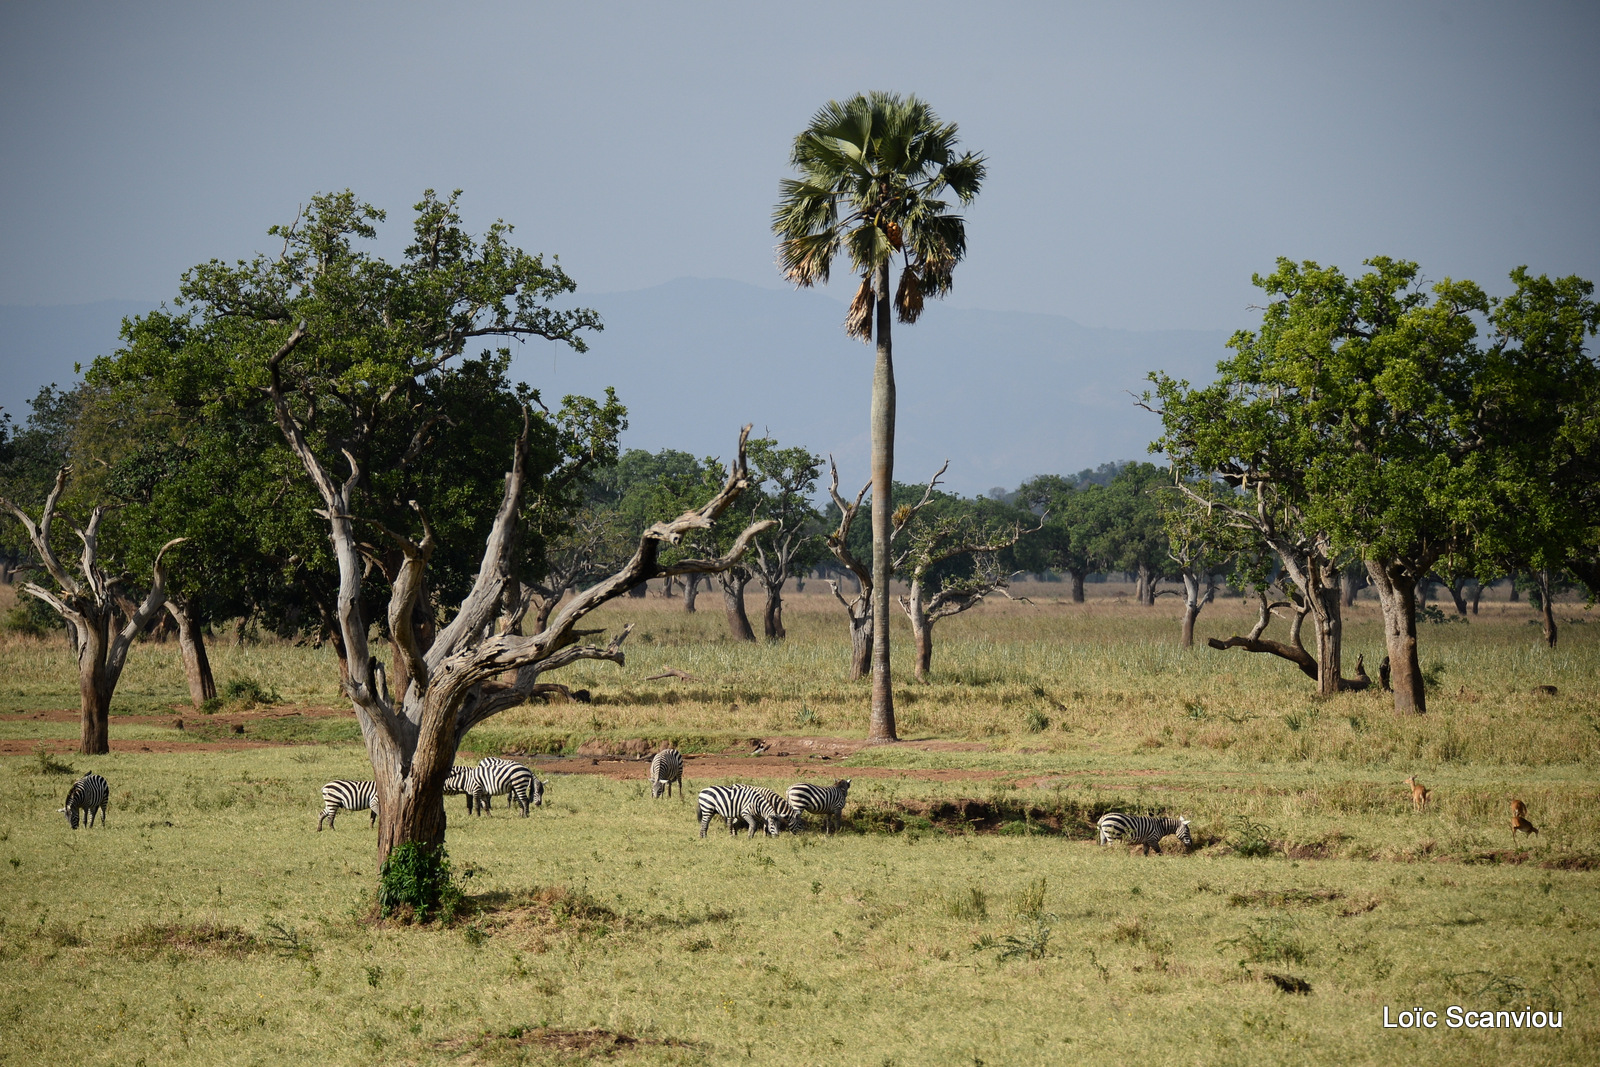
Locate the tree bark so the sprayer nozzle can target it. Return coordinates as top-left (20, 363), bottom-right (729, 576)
top-left (1068, 569), bottom-right (1086, 603)
top-left (905, 577), bottom-right (933, 682)
top-left (1136, 561), bottom-right (1157, 606)
top-left (1180, 569), bottom-right (1202, 650)
top-left (868, 259), bottom-right (897, 742)
top-left (684, 573), bottom-right (700, 613)
top-left (849, 603), bottom-right (872, 681)
top-left (1536, 569), bottom-right (1558, 649)
top-left (1366, 560), bottom-right (1426, 713)
top-left (761, 579), bottom-right (785, 640)
top-left (374, 746), bottom-right (450, 855)
top-left (166, 599), bottom-right (216, 706)
top-left (77, 616), bottom-right (112, 754)
top-left (720, 569), bottom-right (756, 642)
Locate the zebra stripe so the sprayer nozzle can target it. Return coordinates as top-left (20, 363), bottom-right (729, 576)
top-left (474, 757), bottom-right (541, 817)
top-left (318, 780), bottom-right (378, 831)
top-left (445, 766), bottom-right (482, 813)
top-left (786, 779), bottom-right (852, 835)
top-left (649, 748), bottom-right (684, 799)
top-left (60, 772), bottom-right (109, 829)
top-left (696, 784), bottom-right (797, 838)
top-left (1096, 812), bottom-right (1193, 855)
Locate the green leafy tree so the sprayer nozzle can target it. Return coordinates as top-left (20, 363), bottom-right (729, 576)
top-left (1089, 463), bottom-right (1172, 606)
top-left (745, 438), bottom-right (825, 640)
top-left (774, 92), bottom-right (985, 742)
top-left (157, 190), bottom-right (766, 860)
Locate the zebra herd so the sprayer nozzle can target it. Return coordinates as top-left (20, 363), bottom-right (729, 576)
top-left (317, 756), bottom-right (545, 831)
top-left (54, 760), bottom-right (1192, 856)
top-left (645, 747), bottom-right (854, 838)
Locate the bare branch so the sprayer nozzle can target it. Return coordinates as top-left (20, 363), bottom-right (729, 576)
top-left (0, 467), bottom-right (81, 595)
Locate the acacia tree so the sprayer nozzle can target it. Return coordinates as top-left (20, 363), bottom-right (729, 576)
top-left (0, 468), bottom-right (183, 753)
top-left (774, 92), bottom-right (985, 743)
top-left (745, 439), bottom-right (823, 640)
top-left (1016, 475), bottom-right (1105, 602)
top-left (1158, 479), bottom-right (1231, 649)
top-left (1091, 463), bottom-right (1171, 605)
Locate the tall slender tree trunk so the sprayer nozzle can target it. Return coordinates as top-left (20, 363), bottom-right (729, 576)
top-left (1366, 560), bottom-right (1426, 713)
top-left (1469, 581), bottom-right (1483, 615)
top-left (76, 615), bottom-right (112, 755)
top-left (684, 574), bottom-right (700, 613)
top-left (868, 259), bottom-right (897, 742)
top-left (1068, 570), bottom-right (1085, 603)
top-left (166, 600), bottom-right (216, 706)
top-left (721, 570), bottom-right (756, 642)
top-left (761, 579), bottom-right (785, 640)
top-left (1536, 569), bottom-right (1558, 649)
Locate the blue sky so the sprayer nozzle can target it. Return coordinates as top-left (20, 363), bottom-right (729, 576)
top-left (4, 1), bottom-right (1596, 332)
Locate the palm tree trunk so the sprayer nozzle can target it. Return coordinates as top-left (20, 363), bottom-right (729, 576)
top-left (868, 259), bottom-right (897, 742)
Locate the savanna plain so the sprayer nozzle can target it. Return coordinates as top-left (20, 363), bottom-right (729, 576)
top-left (1, 584), bottom-right (1597, 1066)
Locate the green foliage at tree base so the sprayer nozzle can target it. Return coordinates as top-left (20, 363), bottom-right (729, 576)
top-left (377, 842), bottom-right (464, 924)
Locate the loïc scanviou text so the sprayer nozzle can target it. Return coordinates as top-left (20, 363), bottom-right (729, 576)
top-left (1383, 1006), bottom-right (1563, 1030)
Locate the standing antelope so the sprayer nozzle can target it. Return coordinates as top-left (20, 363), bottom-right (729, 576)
top-left (1404, 776), bottom-right (1430, 812)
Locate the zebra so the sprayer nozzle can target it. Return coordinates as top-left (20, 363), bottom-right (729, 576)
top-left (444, 765), bottom-right (482, 813)
top-left (786, 779), bottom-right (852, 835)
top-left (318, 780), bottom-right (379, 831)
top-left (1096, 812), bottom-right (1193, 855)
top-left (649, 748), bottom-right (684, 799)
top-left (473, 756), bottom-right (541, 817)
top-left (696, 784), bottom-right (797, 838)
top-left (59, 772), bottom-right (109, 829)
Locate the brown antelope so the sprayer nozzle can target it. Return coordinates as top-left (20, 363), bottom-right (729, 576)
top-left (1404, 776), bottom-right (1430, 812)
top-left (1510, 798), bottom-right (1538, 843)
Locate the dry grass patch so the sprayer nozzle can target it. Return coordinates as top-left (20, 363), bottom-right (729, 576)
top-left (441, 1025), bottom-right (700, 1062)
top-left (111, 921), bottom-right (261, 959)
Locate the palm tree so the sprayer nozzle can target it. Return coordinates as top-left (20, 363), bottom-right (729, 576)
top-left (773, 92), bottom-right (985, 742)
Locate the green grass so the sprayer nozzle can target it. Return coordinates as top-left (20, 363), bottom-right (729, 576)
top-left (0, 589), bottom-right (1596, 1064)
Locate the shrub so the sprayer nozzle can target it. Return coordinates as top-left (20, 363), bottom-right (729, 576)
top-left (222, 678), bottom-right (279, 708)
top-left (377, 843), bottom-right (464, 923)
top-left (1228, 815), bottom-right (1278, 859)
top-left (1023, 709), bottom-right (1051, 733)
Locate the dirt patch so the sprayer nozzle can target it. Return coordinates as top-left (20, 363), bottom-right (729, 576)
top-left (1539, 853), bottom-right (1600, 871)
top-left (0, 738), bottom-right (287, 755)
top-left (523, 750), bottom-right (1011, 785)
top-left (442, 1027), bottom-right (696, 1059)
top-left (0, 705), bottom-right (348, 725)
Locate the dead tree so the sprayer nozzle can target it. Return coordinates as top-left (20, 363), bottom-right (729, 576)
top-left (896, 498), bottom-right (1039, 682)
top-left (1207, 587), bottom-right (1370, 690)
top-left (520, 508), bottom-right (617, 634)
top-left (270, 327), bottom-right (770, 859)
top-left (1, 467), bottom-right (184, 753)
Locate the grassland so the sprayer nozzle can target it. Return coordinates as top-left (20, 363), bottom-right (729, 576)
top-left (0, 584), bottom-right (1596, 1065)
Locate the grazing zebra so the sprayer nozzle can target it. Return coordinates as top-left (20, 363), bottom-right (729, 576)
top-left (318, 780), bottom-right (379, 831)
top-left (444, 765), bottom-right (481, 813)
top-left (473, 757), bottom-right (541, 817)
top-left (59, 772), bottom-right (109, 829)
top-left (650, 748), bottom-right (684, 799)
top-left (696, 785), bottom-right (797, 838)
top-left (787, 779), bottom-right (852, 835)
top-left (1096, 812), bottom-right (1192, 855)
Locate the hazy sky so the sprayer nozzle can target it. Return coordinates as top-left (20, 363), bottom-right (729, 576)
top-left (2, 1), bottom-right (1597, 331)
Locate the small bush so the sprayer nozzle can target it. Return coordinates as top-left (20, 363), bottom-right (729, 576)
top-left (377, 843), bottom-right (463, 924)
top-left (32, 745), bottom-right (74, 776)
top-left (1228, 815), bottom-right (1278, 859)
top-left (1023, 709), bottom-right (1051, 733)
top-left (223, 678), bottom-right (280, 708)
top-left (2, 596), bottom-right (62, 637)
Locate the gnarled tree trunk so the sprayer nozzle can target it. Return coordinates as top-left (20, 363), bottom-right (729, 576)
top-left (760, 578), bottom-right (785, 640)
top-left (166, 599), bottom-right (217, 706)
top-left (720, 568), bottom-right (756, 642)
top-left (684, 573), bottom-right (700, 613)
top-left (1366, 560), bottom-right (1426, 713)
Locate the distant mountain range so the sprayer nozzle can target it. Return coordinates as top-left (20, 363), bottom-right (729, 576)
top-left (0, 279), bottom-right (1228, 496)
